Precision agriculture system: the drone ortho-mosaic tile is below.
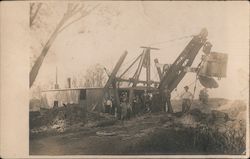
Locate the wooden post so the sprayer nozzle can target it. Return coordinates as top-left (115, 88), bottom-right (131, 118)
top-left (145, 48), bottom-right (151, 87)
top-left (131, 51), bottom-right (146, 87)
top-left (112, 81), bottom-right (120, 111)
top-left (128, 51), bottom-right (146, 104)
top-left (154, 58), bottom-right (163, 80)
top-left (119, 54), bottom-right (142, 78)
top-left (55, 67), bottom-right (59, 89)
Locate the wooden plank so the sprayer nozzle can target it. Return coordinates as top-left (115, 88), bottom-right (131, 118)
top-left (94, 51), bottom-right (128, 111)
top-left (116, 77), bottom-right (159, 85)
top-left (119, 54), bottom-right (142, 78)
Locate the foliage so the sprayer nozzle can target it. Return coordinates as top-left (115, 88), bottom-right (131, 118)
top-left (84, 64), bottom-right (107, 87)
top-left (192, 122), bottom-right (246, 154)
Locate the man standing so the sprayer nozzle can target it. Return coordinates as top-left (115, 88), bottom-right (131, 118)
top-left (199, 87), bottom-right (209, 104)
top-left (106, 98), bottom-right (112, 114)
top-left (120, 97), bottom-right (127, 120)
top-left (164, 88), bottom-right (173, 113)
top-left (180, 86), bottom-right (193, 114)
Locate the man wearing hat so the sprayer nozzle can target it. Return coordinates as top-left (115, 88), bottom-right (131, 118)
top-left (180, 86), bottom-right (193, 114)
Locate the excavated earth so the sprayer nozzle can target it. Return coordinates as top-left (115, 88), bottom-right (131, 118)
top-left (29, 99), bottom-right (247, 155)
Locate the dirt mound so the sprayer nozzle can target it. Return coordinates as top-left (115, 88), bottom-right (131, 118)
top-left (30, 105), bottom-right (117, 136)
top-left (30, 104), bottom-right (85, 129)
top-left (217, 100), bottom-right (246, 119)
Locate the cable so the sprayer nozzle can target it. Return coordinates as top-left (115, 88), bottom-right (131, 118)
top-left (118, 58), bottom-right (139, 77)
top-left (147, 35), bottom-right (193, 46)
top-left (191, 75), bottom-right (199, 104)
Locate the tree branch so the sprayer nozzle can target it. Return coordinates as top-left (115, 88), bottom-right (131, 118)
top-left (58, 4), bottom-right (100, 34)
top-left (30, 3), bottom-right (42, 27)
top-left (65, 3), bottom-right (81, 19)
top-left (57, 14), bottom-right (85, 34)
top-left (29, 3), bottom-right (99, 87)
top-left (71, 4), bottom-right (80, 13)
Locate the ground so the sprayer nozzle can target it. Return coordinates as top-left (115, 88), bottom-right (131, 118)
top-left (29, 98), bottom-right (247, 155)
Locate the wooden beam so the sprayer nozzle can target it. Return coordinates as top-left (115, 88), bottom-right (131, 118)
top-left (154, 58), bottom-right (163, 80)
top-left (140, 46), bottom-right (160, 50)
top-left (94, 51), bottom-right (128, 112)
top-left (119, 53), bottom-right (142, 78)
top-left (159, 28), bottom-right (208, 92)
top-left (131, 51), bottom-right (146, 87)
top-left (112, 81), bottom-right (120, 110)
top-left (116, 77), bottom-right (159, 85)
top-left (145, 49), bottom-right (151, 87)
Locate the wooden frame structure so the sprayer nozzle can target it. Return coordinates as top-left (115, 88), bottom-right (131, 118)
top-left (97, 47), bottom-right (161, 110)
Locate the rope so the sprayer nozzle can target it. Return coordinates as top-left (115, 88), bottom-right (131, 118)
top-left (147, 35), bottom-right (193, 46)
top-left (118, 55), bottom-right (139, 75)
top-left (118, 55), bottom-right (141, 78)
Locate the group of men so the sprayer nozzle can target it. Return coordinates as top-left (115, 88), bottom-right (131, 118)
top-left (103, 93), bottom-right (131, 120)
top-left (103, 85), bottom-right (207, 119)
top-left (162, 85), bottom-right (193, 114)
top-left (103, 91), bottom-right (153, 120)
top-left (119, 91), bottom-right (153, 120)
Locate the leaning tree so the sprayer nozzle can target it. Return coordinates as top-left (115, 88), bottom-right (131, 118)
top-left (29, 3), bottom-right (99, 88)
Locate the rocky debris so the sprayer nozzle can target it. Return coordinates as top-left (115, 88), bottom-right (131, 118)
top-left (189, 108), bottom-right (205, 121)
top-left (30, 104), bottom-right (85, 129)
top-left (51, 119), bottom-right (66, 133)
top-left (30, 104), bottom-right (118, 137)
top-left (218, 100), bottom-right (246, 120)
top-left (30, 98), bottom-right (247, 154)
top-left (30, 126), bottom-right (48, 134)
top-left (211, 110), bottom-right (229, 122)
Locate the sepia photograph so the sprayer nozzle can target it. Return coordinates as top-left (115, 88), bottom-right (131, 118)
top-left (2, 1), bottom-right (248, 158)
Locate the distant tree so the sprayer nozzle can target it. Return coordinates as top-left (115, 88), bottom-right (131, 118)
top-left (30, 84), bottom-right (42, 99)
top-left (29, 3), bottom-right (99, 88)
top-left (84, 64), bottom-right (107, 87)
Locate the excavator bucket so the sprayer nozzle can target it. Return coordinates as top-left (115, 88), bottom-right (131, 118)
top-left (199, 52), bottom-right (228, 78)
top-left (199, 75), bottom-right (219, 88)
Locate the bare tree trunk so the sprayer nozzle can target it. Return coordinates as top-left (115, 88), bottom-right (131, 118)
top-left (29, 4), bottom-right (99, 88)
top-left (29, 15), bottom-right (69, 87)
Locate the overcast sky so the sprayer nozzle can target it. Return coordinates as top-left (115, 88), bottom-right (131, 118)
top-left (31, 1), bottom-right (249, 100)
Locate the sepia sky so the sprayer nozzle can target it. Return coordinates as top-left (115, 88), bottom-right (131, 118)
top-left (31, 1), bottom-right (249, 100)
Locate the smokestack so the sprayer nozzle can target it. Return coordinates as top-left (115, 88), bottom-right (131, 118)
top-left (67, 78), bottom-right (71, 88)
top-left (56, 67), bottom-right (58, 84)
top-left (55, 67), bottom-right (59, 89)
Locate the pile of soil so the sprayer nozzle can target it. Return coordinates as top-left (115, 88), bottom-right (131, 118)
top-left (30, 104), bottom-right (84, 129)
top-left (30, 98), bottom-right (247, 155)
top-left (30, 105), bottom-right (116, 137)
